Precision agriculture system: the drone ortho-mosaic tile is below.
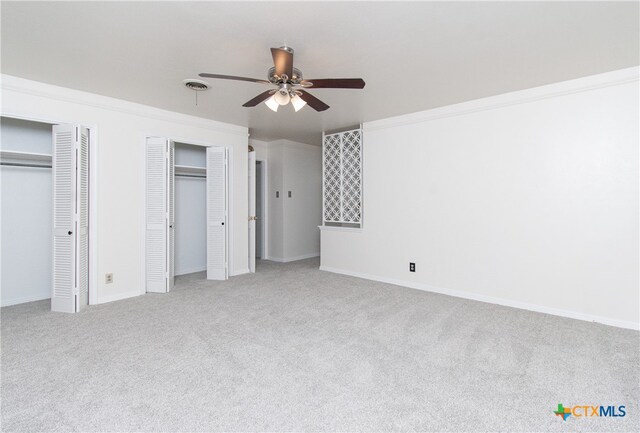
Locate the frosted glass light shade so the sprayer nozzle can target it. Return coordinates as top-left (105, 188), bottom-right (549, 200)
top-left (265, 95), bottom-right (279, 112)
top-left (291, 94), bottom-right (307, 112)
top-left (274, 90), bottom-right (291, 106)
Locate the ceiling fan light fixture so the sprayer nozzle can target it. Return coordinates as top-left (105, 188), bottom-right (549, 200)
top-left (274, 89), bottom-right (291, 106)
top-left (291, 94), bottom-right (307, 112)
top-left (265, 95), bottom-right (279, 112)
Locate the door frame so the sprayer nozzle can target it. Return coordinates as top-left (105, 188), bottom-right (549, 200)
top-left (255, 159), bottom-right (267, 260)
top-left (140, 134), bottom-right (234, 294)
top-left (248, 151), bottom-right (256, 273)
top-left (1, 112), bottom-right (99, 306)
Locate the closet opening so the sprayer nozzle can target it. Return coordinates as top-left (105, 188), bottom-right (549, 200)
top-left (174, 142), bottom-right (207, 283)
top-left (144, 136), bottom-right (229, 293)
top-left (1, 117), bottom-right (54, 306)
top-left (1, 116), bottom-right (94, 312)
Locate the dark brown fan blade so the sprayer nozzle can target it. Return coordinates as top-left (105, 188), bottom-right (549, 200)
top-left (199, 73), bottom-right (270, 84)
top-left (301, 78), bottom-right (366, 89)
top-left (271, 47), bottom-right (294, 79)
top-left (242, 90), bottom-right (275, 107)
top-left (297, 90), bottom-right (329, 112)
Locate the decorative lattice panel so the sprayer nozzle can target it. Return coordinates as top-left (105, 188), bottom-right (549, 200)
top-left (323, 134), bottom-right (342, 222)
top-left (322, 129), bottom-right (362, 225)
top-left (341, 130), bottom-right (362, 222)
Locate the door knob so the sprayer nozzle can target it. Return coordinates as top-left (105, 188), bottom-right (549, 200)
top-left (68, 231), bottom-right (73, 235)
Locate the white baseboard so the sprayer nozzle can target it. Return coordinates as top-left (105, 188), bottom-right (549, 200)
top-left (97, 290), bottom-right (142, 305)
top-left (268, 253), bottom-right (320, 263)
top-left (319, 265), bottom-right (639, 331)
top-left (1, 293), bottom-right (50, 307)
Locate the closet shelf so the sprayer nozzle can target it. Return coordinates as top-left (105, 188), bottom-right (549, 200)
top-left (175, 165), bottom-right (206, 176)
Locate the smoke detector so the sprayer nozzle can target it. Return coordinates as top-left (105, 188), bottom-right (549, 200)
top-left (183, 79), bottom-right (210, 91)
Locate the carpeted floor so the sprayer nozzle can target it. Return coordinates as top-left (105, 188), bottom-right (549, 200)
top-left (1, 258), bottom-right (638, 432)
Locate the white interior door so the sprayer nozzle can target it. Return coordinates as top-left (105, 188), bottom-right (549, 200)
top-left (248, 151), bottom-right (256, 273)
top-left (145, 137), bottom-right (171, 293)
top-left (52, 124), bottom-right (89, 313)
top-left (206, 146), bottom-right (227, 280)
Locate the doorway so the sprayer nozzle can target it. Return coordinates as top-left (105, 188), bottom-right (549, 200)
top-left (248, 153), bottom-right (266, 272)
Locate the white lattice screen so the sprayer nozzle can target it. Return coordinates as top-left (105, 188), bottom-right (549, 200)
top-left (323, 128), bottom-right (362, 225)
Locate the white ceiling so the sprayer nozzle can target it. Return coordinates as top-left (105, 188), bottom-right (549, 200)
top-left (2, 1), bottom-right (638, 145)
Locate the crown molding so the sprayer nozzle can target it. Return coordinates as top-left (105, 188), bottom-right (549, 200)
top-left (1, 74), bottom-right (248, 136)
top-left (364, 67), bottom-right (640, 132)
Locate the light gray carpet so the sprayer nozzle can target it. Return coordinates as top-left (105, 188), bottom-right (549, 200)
top-left (1, 258), bottom-right (638, 432)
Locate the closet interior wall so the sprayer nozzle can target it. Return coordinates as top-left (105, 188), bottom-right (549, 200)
top-left (174, 142), bottom-right (207, 276)
top-left (1, 117), bottom-right (53, 306)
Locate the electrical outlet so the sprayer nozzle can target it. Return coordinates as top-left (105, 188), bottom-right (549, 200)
top-left (288, 191), bottom-right (292, 198)
top-left (105, 273), bottom-right (113, 284)
top-left (276, 191), bottom-right (279, 198)
top-left (409, 263), bottom-right (416, 272)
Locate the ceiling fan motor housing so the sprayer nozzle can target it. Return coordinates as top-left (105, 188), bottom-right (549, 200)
top-left (268, 66), bottom-right (303, 84)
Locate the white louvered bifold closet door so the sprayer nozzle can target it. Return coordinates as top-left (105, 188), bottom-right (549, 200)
top-left (77, 127), bottom-right (90, 310)
top-left (52, 124), bottom-right (89, 313)
top-left (206, 147), bottom-right (227, 280)
top-left (168, 142), bottom-right (175, 290)
top-left (52, 125), bottom-right (77, 313)
top-left (145, 137), bottom-right (169, 293)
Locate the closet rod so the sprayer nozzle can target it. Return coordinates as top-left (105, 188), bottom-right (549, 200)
top-left (175, 174), bottom-right (206, 179)
top-left (0, 162), bottom-right (52, 169)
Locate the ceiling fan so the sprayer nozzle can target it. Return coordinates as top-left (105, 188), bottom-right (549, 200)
top-left (199, 46), bottom-right (365, 112)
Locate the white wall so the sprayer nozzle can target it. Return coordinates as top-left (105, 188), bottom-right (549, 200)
top-left (267, 143), bottom-right (284, 260)
top-left (1, 118), bottom-right (53, 305)
top-left (1, 75), bottom-right (249, 304)
top-left (321, 67), bottom-right (639, 330)
top-left (282, 141), bottom-right (322, 259)
top-left (174, 144), bottom-right (206, 276)
top-left (267, 140), bottom-right (322, 261)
